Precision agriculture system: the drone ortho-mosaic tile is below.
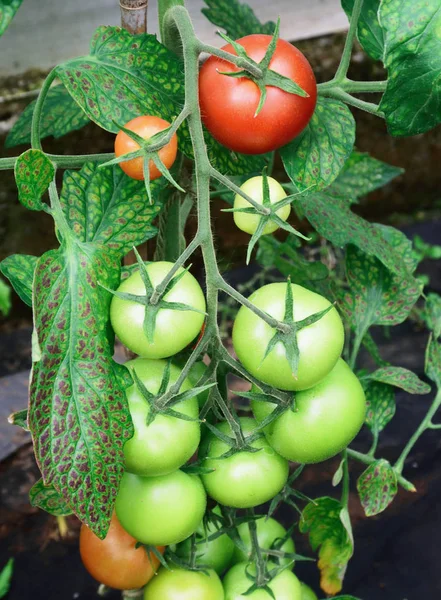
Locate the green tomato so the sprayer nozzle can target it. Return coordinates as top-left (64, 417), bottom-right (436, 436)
top-left (201, 417), bottom-right (288, 509)
top-left (175, 506), bottom-right (235, 575)
top-left (233, 176), bottom-right (290, 235)
top-left (144, 565), bottom-right (224, 600)
top-left (115, 470), bottom-right (206, 546)
top-left (231, 517), bottom-right (295, 568)
top-left (300, 582), bottom-right (318, 600)
top-left (252, 359), bottom-right (366, 463)
top-left (232, 282), bottom-right (344, 391)
top-left (223, 562), bottom-right (302, 600)
top-left (110, 261), bottom-right (206, 359)
top-left (123, 358), bottom-right (200, 477)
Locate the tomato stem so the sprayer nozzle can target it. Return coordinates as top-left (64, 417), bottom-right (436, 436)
top-left (30, 68), bottom-right (57, 150)
top-left (334, 0), bottom-right (365, 83)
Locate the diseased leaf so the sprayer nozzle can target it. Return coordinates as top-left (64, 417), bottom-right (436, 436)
top-left (0, 0), bottom-right (22, 36)
top-left (15, 149), bottom-right (54, 211)
top-left (423, 293), bottom-right (441, 339)
top-left (0, 254), bottom-right (38, 307)
top-left (29, 479), bottom-right (73, 517)
top-left (379, 0), bottom-right (441, 136)
top-left (341, 0), bottom-right (383, 61)
top-left (6, 85), bottom-right (90, 148)
top-left (60, 163), bottom-right (164, 255)
top-left (300, 497), bottom-right (353, 595)
top-left (365, 381), bottom-right (395, 436)
top-left (357, 459), bottom-right (397, 517)
top-left (329, 151), bottom-right (403, 203)
top-left (0, 558), bottom-right (14, 599)
top-left (56, 26), bottom-right (184, 133)
top-left (281, 98), bottom-right (355, 193)
top-left (426, 335), bottom-right (441, 388)
top-left (201, 0), bottom-right (276, 38)
top-left (365, 366), bottom-right (430, 395)
top-left (29, 242), bottom-right (134, 538)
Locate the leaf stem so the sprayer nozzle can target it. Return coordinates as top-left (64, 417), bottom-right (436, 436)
top-left (210, 167), bottom-right (270, 215)
top-left (0, 153), bottom-right (112, 171)
top-left (320, 87), bottom-right (384, 117)
top-left (347, 448), bottom-right (415, 492)
top-left (31, 69), bottom-right (58, 150)
top-left (341, 451), bottom-right (349, 508)
top-left (197, 42), bottom-right (263, 79)
top-left (334, 0), bottom-right (365, 82)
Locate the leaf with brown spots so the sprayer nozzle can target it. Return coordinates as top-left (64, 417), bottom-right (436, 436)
top-left (365, 366), bottom-right (430, 395)
top-left (29, 479), bottom-right (73, 517)
top-left (14, 149), bottom-right (54, 212)
top-left (365, 381), bottom-right (395, 437)
top-left (357, 459), bottom-right (398, 517)
top-left (29, 241), bottom-right (133, 538)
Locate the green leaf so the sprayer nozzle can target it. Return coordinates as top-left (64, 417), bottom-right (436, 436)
top-left (0, 279), bottom-right (11, 317)
top-left (426, 334), bottom-right (441, 388)
top-left (328, 151), bottom-right (403, 203)
top-left (29, 242), bottom-right (134, 538)
top-left (300, 497), bottom-right (353, 595)
top-left (365, 381), bottom-right (395, 436)
top-left (8, 408), bottom-right (29, 430)
top-left (365, 366), bottom-right (430, 395)
top-left (0, 558), bottom-right (14, 599)
top-left (56, 26), bottom-right (184, 133)
top-left (15, 149), bottom-right (54, 211)
top-left (0, 0), bottom-right (22, 36)
top-left (6, 85), bottom-right (90, 148)
top-left (281, 98), bottom-right (355, 193)
top-left (379, 0), bottom-right (441, 136)
top-left (357, 459), bottom-right (397, 517)
top-left (341, 0), bottom-right (383, 61)
top-left (0, 254), bottom-right (38, 307)
top-left (29, 479), bottom-right (73, 517)
top-left (299, 194), bottom-right (417, 280)
top-left (201, 0), bottom-right (276, 38)
top-left (423, 293), bottom-right (441, 339)
top-left (60, 163), bottom-right (164, 255)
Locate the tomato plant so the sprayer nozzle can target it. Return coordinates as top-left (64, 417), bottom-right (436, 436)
top-left (2, 0), bottom-right (440, 598)
top-left (199, 35), bottom-right (317, 154)
top-left (300, 582), bottom-right (318, 600)
top-left (114, 115), bottom-right (178, 181)
top-left (79, 512), bottom-right (163, 590)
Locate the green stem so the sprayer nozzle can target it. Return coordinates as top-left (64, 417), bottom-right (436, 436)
top-left (320, 87), bottom-right (384, 117)
top-left (347, 448), bottom-right (416, 492)
top-left (334, 0), bottom-right (364, 82)
top-left (197, 42), bottom-right (263, 79)
top-left (48, 180), bottom-right (72, 242)
top-left (349, 327), bottom-right (365, 370)
top-left (248, 510), bottom-right (267, 587)
top-left (318, 79), bottom-right (387, 94)
top-left (0, 153), bottom-right (111, 171)
top-left (31, 69), bottom-right (58, 150)
top-left (341, 451), bottom-right (349, 507)
top-left (211, 167), bottom-right (270, 215)
top-left (162, 196), bottom-right (183, 262)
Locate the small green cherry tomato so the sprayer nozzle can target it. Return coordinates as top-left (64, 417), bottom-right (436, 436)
top-left (201, 417), bottom-right (289, 509)
top-left (223, 562), bottom-right (302, 600)
top-left (233, 176), bottom-right (290, 235)
top-left (232, 282), bottom-right (344, 391)
top-left (110, 261), bottom-right (206, 359)
top-left (115, 470), bottom-right (207, 546)
top-left (252, 359), bottom-right (366, 464)
top-left (144, 564), bottom-right (224, 600)
top-left (231, 516), bottom-right (295, 567)
top-left (300, 582), bottom-right (318, 600)
top-left (176, 506), bottom-right (235, 575)
top-left (123, 358), bottom-right (200, 477)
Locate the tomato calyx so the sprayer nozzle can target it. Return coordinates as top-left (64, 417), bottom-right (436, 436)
top-left (216, 21), bottom-right (309, 118)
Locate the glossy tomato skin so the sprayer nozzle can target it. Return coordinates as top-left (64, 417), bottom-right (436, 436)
top-left (110, 261), bottom-right (206, 359)
top-left (232, 282), bottom-right (344, 391)
top-left (300, 582), bottom-right (318, 600)
top-left (123, 358), bottom-right (200, 477)
top-left (223, 562), bottom-right (302, 600)
top-left (199, 35), bottom-right (317, 154)
top-left (144, 565), bottom-right (224, 600)
top-left (79, 513), bottom-right (163, 590)
top-left (176, 506), bottom-right (235, 574)
top-left (201, 417), bottom-right (288, 508)
top-left (231, 516), bottom-right (295, 567)
top-left (234, 176), bottom-right (290, 235)
top-left (115, 470), bottom-right (207, 546)
top-left (114, 115), bottom-right (178, 180)
top-left (252, 359), bottom-right (366, 464)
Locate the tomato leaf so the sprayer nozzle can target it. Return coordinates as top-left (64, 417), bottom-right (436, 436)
top-left (5, 85), bottom-right (91, 148)
top-left (29, 479), bottom-right (73, 517)
top-left (379, 0), bottom-right (441, 136)
top-left (300, 497), bottom-right (353, 595)
top-left (357, 459), bottom-right (398, 517)
top-left (341, 0), bottom-right (384, 61)
top-left (328, 151), bottom-right (403, 204)
top-left (8, 408), bottom-right (29, 430)
top-left (14, 149), bottom-right (54, 212)
top-left (425, 334), bottom-right (441, 388)
top-left (0, 558), bottom-right (14, 599)
top-left (0, 279), bottom-right (11, 317)
top-left (56, 26), bottom-right (184, 133)
top-left (364, 366), bottom-right (430, 395)
top-left (60, 163), bottom-right (165, 255)
top-left (423, 294), bottom-right (441, 339)
top-left (0, 254), bottom-right (38, 307)
top-left (201, 0), bottom-right (276, 38)
top-left (0, 0), bottom-right (22, 36)
top-left (280, 98), bottom-right (355, 193)
top-left (365, 381), bottom-right (395, 436)
top-left (29, 242), bottom-right (134, 538)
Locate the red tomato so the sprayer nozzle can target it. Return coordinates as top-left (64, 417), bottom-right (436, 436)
top-left (114, 115), bottom-right (178, 181)
top-left (199, 35), bottom-right (317, 154)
